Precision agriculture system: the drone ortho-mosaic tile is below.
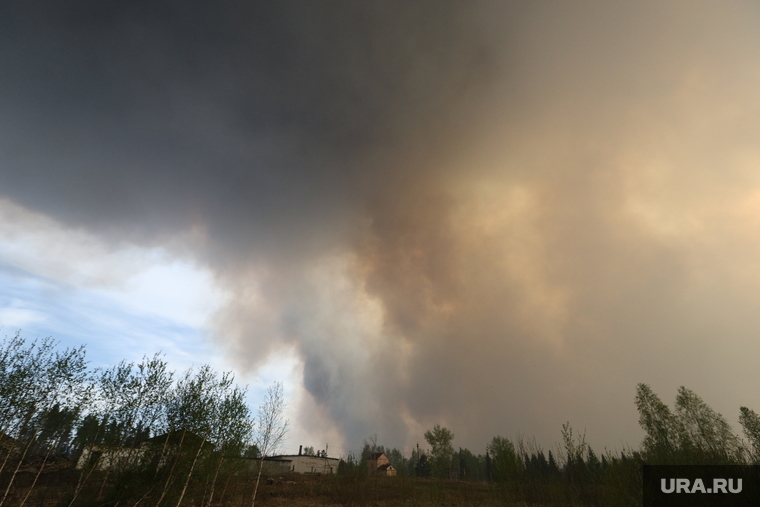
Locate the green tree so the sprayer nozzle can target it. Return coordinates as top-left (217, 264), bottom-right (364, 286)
top-left (487, 436), bottom-right (522, 482)
top-left (674, 386), bottom-right (740, 463)
top-left (424, 425), bottom-right (454, 479)
top-left (547, 450), bottom-right (559, 476)
top-left (338, 453), bottom-right (360, 475)
top-left (635, 383), bottom-right (680, 463)
top-left (0, 336), bottom-right (91, 507)
top-left (78, 354), bottom-right (173, 505)
top-left (635, 384), bottom-right (742, 464)
top-left (415, 452), bottom-right (431, 477)
top-left (739, 406), bottom-right (760, 463)
top-left (206, 383), bottom-right (252, 507)
top-left (161, 365), bottom-right (234, 507)
top-left (0, 335), bottom-right (59, 476)
top-left (407, 446), bottom-right (426, 477)
top-left (561, 421), bottom-right (588, 481)
top-left (243, 444), bottom-right (260, 458)
top-left (457, 447), bottom-right (483, 481)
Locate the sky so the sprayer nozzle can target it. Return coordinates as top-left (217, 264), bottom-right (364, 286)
top-left (2, 1), bottom-right (760, 458)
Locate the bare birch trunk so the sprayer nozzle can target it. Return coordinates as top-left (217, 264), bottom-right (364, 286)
top-left (0, 427), bottom-right (39, 507)
top-left (216, 475), bottom-right (231, 507)
top-left (68, 456), bottom-right (100, 507)
top-left (68, 419), bottom-right (107, 507)
top-left (97, 466), bottom-right (113, 500)
top-left (0, 440), bottom-right (16, 478)
top-left (19, 436), bottom-right (58, 507)
top-left (205, 449), bottom-right (226, 507)
top-left (0, 421), bottom-right (19, 475)
top-left (155, 429), bottom-right (186, 507)
top-left (132, 482), bottom-right (157, 507)
top-left (175, 432), bottom-right (208, 507)
top-left (251, 457), bottom-right (266, 507)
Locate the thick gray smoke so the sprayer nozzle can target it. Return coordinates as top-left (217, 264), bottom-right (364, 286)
top-left (3, 1), bottom-right (760, 451)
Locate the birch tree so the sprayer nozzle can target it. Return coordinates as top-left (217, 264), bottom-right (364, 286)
top-left (424, 425), bottom-right (454, 478)
top-left (155, 365), bottom-right (237, 507)
top-left (0, 336), bottom-right (90, 507)
top-left (205, 384), bottom-right (252, 507)
top-left (251, 381), bottom-right (288, 507)
top-left (70, 354), bottom-right (172, 506)
top-left (740, 406), bottom-right (760, 463)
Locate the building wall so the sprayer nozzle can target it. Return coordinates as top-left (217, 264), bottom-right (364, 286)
top-left (267, 455), bottom-right (338, 474)
top-left (76, 446), bottom-right (146, 471)
top-left (259, 458), bottom-right (293, 475)
top-left (291, 455), bottom-right (338, 474)
top-left (368, 453), bottom-right (390, 476)
top-left (379, 465), bottom-right (396, 477)
top-left (235, 455), bottom-right (340, 475)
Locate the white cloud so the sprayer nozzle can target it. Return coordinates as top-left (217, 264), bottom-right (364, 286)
top-left (0, 199), bottom-right (312, 445)
top-left (0, 298), bottom-right (46, 329)
top-left (0, 198), bottom-right (230, 374)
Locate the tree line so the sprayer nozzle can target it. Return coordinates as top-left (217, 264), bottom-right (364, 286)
top-left (0, 332), bottom-right (286, 507)
top-left (4, 331), bottom-right (760, 506)
top-left (335, 384), bottom-right (760, 505)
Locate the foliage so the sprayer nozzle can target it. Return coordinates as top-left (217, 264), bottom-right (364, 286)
top-left (424, 424), bottom-right (454, 478)
top-left (487, 435), bottom-right (522, 482)
top-left (338, 453), bottom-right (361, 475)
top-left (0, 334), bottom-right (257, 507)
top-left (635, 383), bottom-right (743, 464)
top-left (0, 334), bottom-right (91, 507)
top-left (387, 447), bottom-right (407, 476)
top-left (739, 406), bottom-right (760, 463)
top-left (5, 332), bottom-right (760, 507)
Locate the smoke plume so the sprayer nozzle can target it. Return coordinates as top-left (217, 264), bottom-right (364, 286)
top-left (2, 1), bottom-right (760, 450)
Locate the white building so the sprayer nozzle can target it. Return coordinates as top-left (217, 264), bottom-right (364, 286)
top-left (76, 445), bottom-right (145, 471)
top-left (262, 454), bottom-right (339, 475)
top-left (76, 430), bottom-right (213, 471)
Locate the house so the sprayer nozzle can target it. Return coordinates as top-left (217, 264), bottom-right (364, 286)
top-left (0, 433), bottom-right (19, 457)
top-left (143, 429), bottom-right (214, 454)
top-left (367, 453), bottom-right (396, 476)
top-left (76, 444), bottom-right (142, 471)
top-left (258, 454), bottom-right (339, 475)
top-left (376, 463), bottom-right (397, 477)
top-left (76, 429), bottom-right (214, 471)
top-left (0, 433), bottom-right (18, 451)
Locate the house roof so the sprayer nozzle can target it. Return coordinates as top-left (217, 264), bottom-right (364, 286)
top-left (377, 463), bottom-right (395, 471)
top-left (370, 452), bottom-right (386, 460)
top-left (262, 456), bottom-right (292, 463)
top-left (145, 429), bottom-right (214, 448)
top-left (0, 432), bottom-right (18, 449)
top-left (269, 454), bottom-right (339, 462)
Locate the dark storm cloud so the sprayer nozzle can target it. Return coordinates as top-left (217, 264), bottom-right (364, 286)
top-left (0, 1), bottom-right (503, 259)
top-left (0, 0), bottom-right (516, 443)
top-left (3, 1), bottom-right (760, 452)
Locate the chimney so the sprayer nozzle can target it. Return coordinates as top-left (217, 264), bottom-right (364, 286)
top-left (298, 445), bottom-right (302, 456)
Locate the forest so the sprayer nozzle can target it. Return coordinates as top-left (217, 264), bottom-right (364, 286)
top-left (2, 332), bottom-right (760, 506)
